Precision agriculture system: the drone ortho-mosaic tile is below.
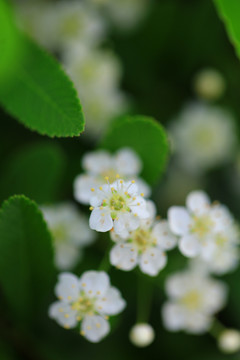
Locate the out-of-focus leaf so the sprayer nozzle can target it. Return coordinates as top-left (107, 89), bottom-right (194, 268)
top-left (0, 36), bottom-right (85, 137)
top-left (214, 0), bottom-right (240, 59)
top-left (0, 196), bottom-right (55, 327)
top-left (0, 142), bottom-right (66, 204)
top-left (0, 0), bottom-right (21, 84)
top-left (100, 115), bottom-right (169, 185)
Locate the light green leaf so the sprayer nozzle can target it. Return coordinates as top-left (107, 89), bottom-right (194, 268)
top-left (0, 0), bottom-right (21, 84)
top-left (0, 142), bottom-right (66, 204)
top-left (214, 0), bottom-right (240, 59)
top-left (0, 36), bottom-right (85, 137)
top-left (0, 196), bottom-right (55, 326)
top-left (100, 115), bottom-right (169, 185)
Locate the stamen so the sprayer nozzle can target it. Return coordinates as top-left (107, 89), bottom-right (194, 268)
top-left (91, 188), bottom-right (95, 192)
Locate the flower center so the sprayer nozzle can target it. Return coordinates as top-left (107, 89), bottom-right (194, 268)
top-left (61, 15), bottom-right (82, 37)
top-left (110, 194), bottom-right (126, 211)
top-left (181, 290), bottom-right (202, 310)
top-left (131, 228), bottom-right (156, 252)
top-left (71, 293), bottom-right (95, 316)
top-left (190, 215), bottom-right (213, 238)
top-left (52, 225), bottom-right (68, 244)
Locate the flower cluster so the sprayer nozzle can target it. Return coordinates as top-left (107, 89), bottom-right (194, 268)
top-left (49, 271), bottom-right (126, 342)
top-left (42, 203), bottom-right (96, 270)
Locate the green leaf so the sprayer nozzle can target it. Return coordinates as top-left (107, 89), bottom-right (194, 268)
top-left (0, 142), bottom-right (66, 204)
top-left (0, 0), bottom-right (21, 84)
top-left (214, 0), bottom-right (240, 59)
top-left (0, 36), bottom-right (85, 137)
top-left (0, 196), bottom-right (55, 326)
top-left (100, 115), bottom-right (169, 185)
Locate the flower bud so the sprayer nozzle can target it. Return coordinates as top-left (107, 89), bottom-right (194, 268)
top-left (218, 329), bottom-right (240, 353)
top-left (129, 323), bottom-right (155, 347)
top-left (193, 69), bottom-right (225, 101)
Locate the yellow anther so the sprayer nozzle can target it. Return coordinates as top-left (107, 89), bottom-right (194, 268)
top-left (91, 188), bottom-right (95, 192)
top-left (58, 296), bottom-right (63, 300)
top-left (137, 202), bottom-right (140, 206)
top-left (64, 324), bottom-right (70, 329)
top-left (120, 180), bottom-right (123, 184)
top-left (132, 197), bottom-right (136, 200)
top-left (102, 297), bottom-right (107, 301)
top-left (99, 186), bottom-right (103, 190)
top-left (105, 315), bottom-right (109, 320)
top-left (98, 306), bottom-right (103, 310)
top-left (64, 314), bottom-right (69, 318)
top-left (141, 193), bottom-right (144, 197)
top-left (87, 326), bottom-right (91, 330)
top-left (67, 296), bottom-right (72, 301)
top-left (80, 330), bottom-right (85, 336)
top-left (88, 290), bottom-right (92, 294)
top-left (124, 191), bottom-right (128, 195)
top-left (134, 213), bottom-right (138, 217)
top-left (101, 213), bottom-right (105, 217)
top-left (97, 291), bottom-right (101, 295)
top-left (151, 253), bottom-right (155, 257)
top-left (59, 308), bottom-right (63, 313)
top-left (76, 316), bottom-right (82, 321)
top-left (89, 206), bottom-right (94, 211)
top-left (111, 206), bottom-right (114, 210)
top-left (96, 323), bottom-right (101, 328)
top-left (82, 283), bottom-right (86, 287)
top-left (100, 206), bottom-right (103, 210)
top-left (105, 176), bottom-right (109, 181)
top-left (116, 174), bottom-right (120, 178)
top-left (130, 259), bottom-right (135, 262)
top-left (131, 180), bottom-right (135, 184)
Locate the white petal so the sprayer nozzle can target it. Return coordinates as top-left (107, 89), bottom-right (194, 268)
top-left (48, 301), bottom-right (78, 328)
top-left (95, 287), bottom-right (126, 315)
top-left (55, 243), bottom-right (80, 270)
top-left (55, 273), bottom-right (80, 302)
top-left (168, 207), bottom-right (191, 236)
top-left (83, 150), bottom-right (112, 175)
top-left (152, 221), bottom-right (177, 250)
top-left (179, 234), bottom-right (201, 257)
top-left (162, 302), bottom-right (185, 331)
top-left (115, 147), bottom-right (142, 176)
top-left (186, 191), bottom-right (210, 215)
top-left (73, 174), bottom-right (98, 205)
top-left (185, 312), bottom-right (212, 334)
top-left (89, 208), bottom-right (113, 232)
top-left (79, 271), bottom-right (110, 297)
top-left (110, 243), bottom-right (138, 271)
top-left (139, 247), bottom-right (167, 276)
top-left (165, 273), bottom-right (189, 298)
top-left (81, 315), bottom-right (110, 343)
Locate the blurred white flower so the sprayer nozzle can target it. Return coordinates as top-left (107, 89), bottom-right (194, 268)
top-left (42, 203), bottom-right (95, 270)
top-left (193, 68), bottom-right (226, 101)
top-left (90, 0), bottom-right (149, 31)
top-left (63, 44), bottom-right (127, 137)
top-left (129, 323), bottom-right (155, 347)
top-left (162, 268), bottom-right (227, 334)
top-left (218, 329), bottom-right (240, 353)
top-left (49, 271), bottom-right (126, 342)
top-left (168, 191), bottom-right (239, 274)
top-left (89, 179), bottom-right (149, 235)
top-left (170, 103), bottom-right (237, 174)
top-left (110, 201), bottom-right (177, 276)
top-left (15, 1), bottom-right (106, 51)
top-left (74, 148), bottom-right (150, 205)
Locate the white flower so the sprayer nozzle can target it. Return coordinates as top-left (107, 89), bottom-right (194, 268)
top-left (74, 148), bottom-right (151, 205)
top-left (63, 44), bottom-right (127, 137)
top-left (89, 179), bottom-right (149, 236)
top-left (218, 329), bottom-right (240, 353)
top-left (162, 268), bottom-right (227, 334)
top-left (170, 103), bottom-right (237, 174)
top-left (168, 191), bottom-right (239, 273)
top-left (110, 201), bottom-right (177, 276)
top-left (42, 203), bottom-right (95, 270)
top-left (129, 323), bottom-right (155, 347)
top-left (193, 68), bottom-right (225, 101)
top-left (15, 1), bottom-right (106, 51)
top-left (49, 271), bottom-right (126, 342)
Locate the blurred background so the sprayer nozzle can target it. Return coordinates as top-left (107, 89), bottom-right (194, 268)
top-left (1, 0), bottom-right (240, 359)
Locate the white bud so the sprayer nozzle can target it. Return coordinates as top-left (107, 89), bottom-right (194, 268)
top-left (193, 68), bottom-right (225, 101)
top-left (129, 323), bottom-right (155, 347)
top-left (218, 329), bottom-right (240, 353)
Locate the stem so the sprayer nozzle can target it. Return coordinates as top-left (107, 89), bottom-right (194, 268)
top-left (98, 241), bottom-right (112, 272)
top-left (136, 273), bottom-right (153, 323)
top-left (209, 318), bottom-right (226, 339)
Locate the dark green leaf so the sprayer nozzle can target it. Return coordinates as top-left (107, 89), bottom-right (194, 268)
top-left (0, 142), bottom-right (66, 204)
top-left (0, 36), bottom-right (85, 137)
top-left (100, 115), bottom-right (169, 185)
top-left (0, 196), bottom-right (55, 326)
